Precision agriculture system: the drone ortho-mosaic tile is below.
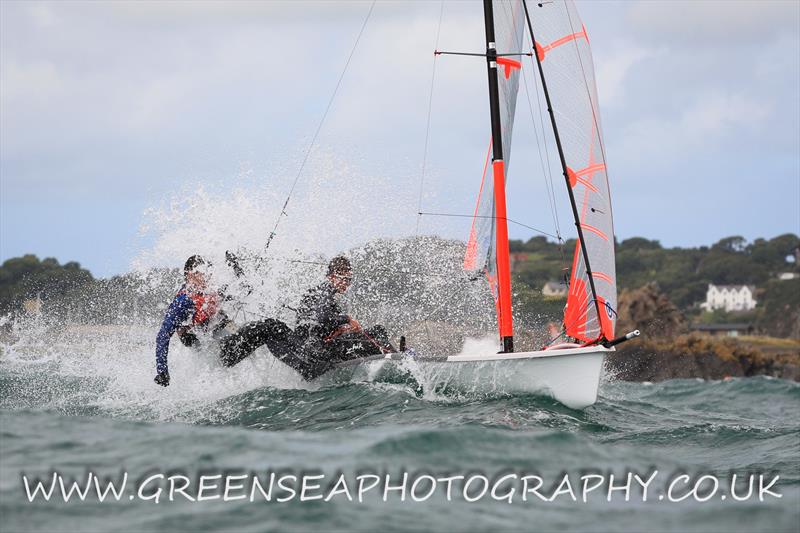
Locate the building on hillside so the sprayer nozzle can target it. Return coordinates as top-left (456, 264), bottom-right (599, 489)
top-left (690, 323), bottom-right (753, 337)
top-left (777, 272), bottom-right (799, 280)
top-left (700, 284), bottom-right (757, 312)
top-left (542, 281), bottom-right (567, 298)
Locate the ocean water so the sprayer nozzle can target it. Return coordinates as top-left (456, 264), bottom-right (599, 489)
top-left (1, 335), bottom-right (798, 533)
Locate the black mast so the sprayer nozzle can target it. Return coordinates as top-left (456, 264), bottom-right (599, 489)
top-left (483, 0), bottom-right (505, 165)
top-left (483, 0), bottom-right (514, 353)
top-left (521, 0), bottom-right (605, 340)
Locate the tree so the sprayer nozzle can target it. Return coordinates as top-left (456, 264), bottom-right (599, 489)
top-left (0, 255), bottom-right (94, 314)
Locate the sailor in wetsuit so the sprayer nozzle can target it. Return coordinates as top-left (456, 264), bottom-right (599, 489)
top-left (218, 256), bottom-right (393, 379)
top-left (154, 255), bottom-right (226, 387)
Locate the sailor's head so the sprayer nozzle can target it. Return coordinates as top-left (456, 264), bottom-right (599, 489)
top-left (184, 255), bottom-right (209, 289)
top-left (327, 255), bottom-right (352, 293)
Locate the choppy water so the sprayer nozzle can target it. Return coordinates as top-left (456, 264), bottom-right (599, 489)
top-left (1, 337), bottom-right (798, 533)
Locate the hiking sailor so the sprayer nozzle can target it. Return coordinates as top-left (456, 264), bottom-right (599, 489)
top-left (153, 255), bottom-right (227, 387)
top-left (218, 255), bottom-right (394, 379)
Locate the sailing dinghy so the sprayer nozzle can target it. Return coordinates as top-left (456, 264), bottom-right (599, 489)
top-left (307, 0), bottom-right (639, 410)
top-left (246, 0), bottom-right (639, 409)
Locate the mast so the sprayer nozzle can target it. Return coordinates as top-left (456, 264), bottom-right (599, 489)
top-left (521, 0), bottom-right (605, 339)
top-left (483, 0), bottom-right (514, 353)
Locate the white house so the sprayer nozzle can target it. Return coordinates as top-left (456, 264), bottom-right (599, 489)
top-left (542, 281), bottom-right (568, 298)
top-left (700, 284), bottom-right (757, 312)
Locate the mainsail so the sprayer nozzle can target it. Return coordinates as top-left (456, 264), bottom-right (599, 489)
top-left (464, 0), bottom-right (526, 344)
top-left (526, 0), bottom-right (617, 341)
top-left (464, 1), bottom-right (525, 276)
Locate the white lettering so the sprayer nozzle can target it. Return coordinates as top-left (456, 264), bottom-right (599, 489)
top-left (463, 475), bottom-right (489, 503)
top-left (356, 474), bottom-right (380, 503)
top-left (276, 475), bottom-right (297, 503)
top-left (197, 475), bottom-right (221, 502)
top-left (550, 474), bottom-right (577, 502)
top-left (521, 475), bottom-right (547, 502)
top-left (633, 471), bottom-right (658, 502)
top-left (667, 475), bottom-right (692, 502)
top-left (138, 474), bottom-right (164, 504)
top-left (580, 474), bottom-right (604, 503)
top-left (23, 473), bottom-right (58, 502)
top-left (491, 474), bottom-right (517, 504)
top-left (169, 475), bottom-right (195, 502)
top-left (437, 475), bottom-right (464, 501)
top-left (758, 475), bottom-right (781, 501)
top-left (383, 473), bottom-right (408, 502)
top-left (300, 475), bottom-right (325, 501)
top-left (325, 474), bottom-right (353, 502)
top-left (223, 474), bottom-right (248, 502)
top-left (607, 473), bottom-right (632, 502)
top-left (410, 475), bottom-right (437, 502)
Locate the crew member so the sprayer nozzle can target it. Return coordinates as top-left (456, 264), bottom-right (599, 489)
top-left (154, 255), bottom-right (222, 386)
top-left (218, 256), bottom-right (393, 379)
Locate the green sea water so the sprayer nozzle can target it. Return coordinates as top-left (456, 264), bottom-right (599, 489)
top-left (1, 346), bottom-right (798, 533)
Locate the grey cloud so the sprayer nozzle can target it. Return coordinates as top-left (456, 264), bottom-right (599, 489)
top-left (627, 0), bottom-right (799, 45)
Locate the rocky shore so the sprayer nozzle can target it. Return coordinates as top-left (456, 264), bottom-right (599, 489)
top-left (606, 334), bottom-right (800, 382)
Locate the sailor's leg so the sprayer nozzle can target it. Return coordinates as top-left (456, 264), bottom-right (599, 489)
top-left (219, 319), bottom-right (294, 367)
top-left (269, 340), bottom-right (333, 381)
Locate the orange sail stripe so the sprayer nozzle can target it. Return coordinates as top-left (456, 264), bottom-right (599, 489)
top-left (496, 57), bottom-right (521, 79)
top-left (575, 162), bottom-right (605, 177)
top-left (535, 24), bottom-right (588, 61)
top-left (576, 176), bottom-right (598, 192)
top-left (592, 271), bottom-right (612, 284)
top-left (463, 138), bottom-right (493, 270)
top-left (580, 223), bottom-right (608, 241)
top-left (567, 164), bottom-right (603, 192)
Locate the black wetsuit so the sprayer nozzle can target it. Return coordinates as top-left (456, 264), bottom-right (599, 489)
top-left (218, 281), bottom-right (391, 379)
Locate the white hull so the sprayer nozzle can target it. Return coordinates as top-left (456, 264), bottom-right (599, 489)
top-left (322, 345), bottom-right (610, 409)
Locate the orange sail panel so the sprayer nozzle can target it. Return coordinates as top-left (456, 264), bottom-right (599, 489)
top-left (464, 139), bottom-right (493, 271)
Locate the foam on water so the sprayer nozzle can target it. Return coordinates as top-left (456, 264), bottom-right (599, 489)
top-left (0, 150), bottom-right (504, 422)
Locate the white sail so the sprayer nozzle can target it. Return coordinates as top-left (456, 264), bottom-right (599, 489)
top-left (527, 0), bottom-right (617, 341)
top-left (464, 0), bottom-right (526, 279)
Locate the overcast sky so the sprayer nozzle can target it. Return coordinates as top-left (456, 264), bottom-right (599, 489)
top-left (2, 0), bottom-right (799, 277)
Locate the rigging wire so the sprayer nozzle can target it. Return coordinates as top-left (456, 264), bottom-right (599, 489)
top-left (418, 211), bottom-right (560, 241)
top-left (237, 255), bottom-right (475, 280)
top-left (263, 0), bottom-right (377, 253)
top-left (522, 26), bottom-right (562, 246)
top-left (523, 6), bottom-right (569, 273)
top-left (521, 58), bottom-right (562, 245)
top-left (415, 0), bottom-right (446, 236)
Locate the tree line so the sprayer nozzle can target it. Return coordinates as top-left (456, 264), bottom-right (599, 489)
top-left (1, 233), bottom-right (798, 337)
top-left (510, 233), bottom-right (799, 337)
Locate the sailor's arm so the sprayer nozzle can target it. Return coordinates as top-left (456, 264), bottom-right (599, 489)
top-left (154, 295), bottom-right (195, 386)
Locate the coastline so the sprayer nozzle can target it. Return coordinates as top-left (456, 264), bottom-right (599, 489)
top-left (606, 334), bottom-right (800, 382)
